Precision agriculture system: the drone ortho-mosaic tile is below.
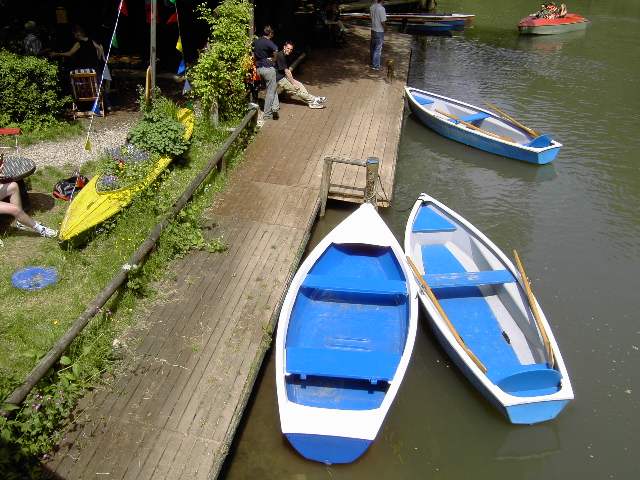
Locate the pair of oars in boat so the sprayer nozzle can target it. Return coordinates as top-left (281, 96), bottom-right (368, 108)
top-left (436, 104), bottom-right (541, 143)
top-left (406, 252), bottom-right (556, 374)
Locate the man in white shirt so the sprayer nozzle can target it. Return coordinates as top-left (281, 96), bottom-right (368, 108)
top-left (370, 0), bottom-right (387, 70)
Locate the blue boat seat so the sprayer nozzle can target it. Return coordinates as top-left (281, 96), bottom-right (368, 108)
top-left (412, 205), bottom-right (456, 233)
top-left (424, 270), bottom-right (515, 288)
top-left (413, 95), bottom-right (434, 106)
top-left (458, 112), bottom-right (490, 123)
top-left (492, 363), bottom-right (561, 397)
top-left (286, 347), bottom-right (400, 383)
top-left (302, 274), bottom-right (407, 297)
top-left (526, 134), bottom-right (553, 148)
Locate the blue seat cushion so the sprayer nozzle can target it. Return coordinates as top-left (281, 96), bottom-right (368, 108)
top-left (302, 274), bottom-right (407, 297)
top-left (286, 347), bottom-right (400, 382)
top-left (413, 95), bottom-right (434, 106)
top-left (424, 269), bottom-right (515, 288)
top-left (458, 112), bottom-right (490, 123)
top-left (412, 205), bottom-right (457, 233)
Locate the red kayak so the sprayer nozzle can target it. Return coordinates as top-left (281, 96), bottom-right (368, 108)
top-left (518, 13), bottom-right (589, 34)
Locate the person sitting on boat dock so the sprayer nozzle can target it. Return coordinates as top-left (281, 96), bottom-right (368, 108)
top-left (275, 41), bottom-right (326, 109)
top-left (0, 181), bottom-right (58, 238)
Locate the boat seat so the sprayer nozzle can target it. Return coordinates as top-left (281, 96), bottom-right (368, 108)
top-left (525, 134), bottom-right (553, 148)
top-left (286, 347), bottom-right (400, 383)
top-left (412, 205), bottom-right (456, 233)
top-left (413, 95), bottom-right (434, 106)
top-left (302, 274), bottom-right (407, 297)
top-left (491, 363), bottom-right (561, 397)
top-left (458, 112), bottom-right (490, 123)
top-left (421, 244), bottom-right (522, 374)
top-left (424, 270), bottom-right (515, 288)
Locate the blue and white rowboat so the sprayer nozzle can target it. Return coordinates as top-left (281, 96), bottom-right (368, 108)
top-left (276, 203), bottom-right (418, 464)
top-left (404, 194), bottom-right (574, 424)
top-left (405, 87), bottom-right (562, 164)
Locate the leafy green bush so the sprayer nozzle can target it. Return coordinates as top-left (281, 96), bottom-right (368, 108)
top-left (190, 0), bottom-right (253, 120)
top-left (127, 95), bottom-right (190, 157)
top-left (0, 50), bottom-right (69, 130)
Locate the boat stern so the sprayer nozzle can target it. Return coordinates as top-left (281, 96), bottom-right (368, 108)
top-left (504, 399), bottom-right (570, 424)
top-left (285, 433), bottom-right (372, 464)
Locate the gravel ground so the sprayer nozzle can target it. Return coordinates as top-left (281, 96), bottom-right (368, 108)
top-left (21, 111), bottom-right (140, 169)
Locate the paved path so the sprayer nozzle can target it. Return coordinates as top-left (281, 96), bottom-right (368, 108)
top-left (46, 27), bottom-right (410, 480)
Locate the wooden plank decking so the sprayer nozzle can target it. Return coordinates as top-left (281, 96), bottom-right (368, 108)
top-left (47, 26), bottom-right (410, 479)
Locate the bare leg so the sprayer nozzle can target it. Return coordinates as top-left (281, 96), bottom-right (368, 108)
top-left (0, 182), bottom-right (36, 228)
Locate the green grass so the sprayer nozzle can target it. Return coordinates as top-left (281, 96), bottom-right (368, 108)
top-left (0, 114), bottom-right (253, 462)
top-left (0, 120), bottom-right (85, 148)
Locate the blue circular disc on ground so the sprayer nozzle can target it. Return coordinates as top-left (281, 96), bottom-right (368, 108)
top-left (11, 267), bottom-right (58, 291)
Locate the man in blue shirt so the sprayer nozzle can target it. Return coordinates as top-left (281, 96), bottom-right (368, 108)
top-left (370, 0), bottom-right (387, 70)
top-left (253, 25), bottom-right (280, 121)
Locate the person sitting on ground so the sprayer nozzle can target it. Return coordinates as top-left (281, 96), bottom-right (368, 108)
top-left (275, 41), bottom-right (326, 109)
top-left (0, 181), bottom-right (58, 238)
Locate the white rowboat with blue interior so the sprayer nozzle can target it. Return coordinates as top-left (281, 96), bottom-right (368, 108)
top-left (404, 194), bottom-right (573, 424)
top-left (276, 203), bottom-right (417, 464)
top-left (405, 86), bottom-right (562, 164)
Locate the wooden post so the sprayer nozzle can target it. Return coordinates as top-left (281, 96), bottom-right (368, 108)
top-left (319, 157), bottom-right (333, 217)
top-left (364, 157), bottom-right (379, 207)
top-left (150, 0), bottom-right (157, 96)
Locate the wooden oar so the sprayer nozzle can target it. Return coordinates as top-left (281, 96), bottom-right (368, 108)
top-left (512, 250), bottom-right (555, 368)
top-left (485, 102), bottom-right (540, 138)
top-left (435, 109), bottom-right (515, 143)
top-left (406, 256), bottom-right (488, 374)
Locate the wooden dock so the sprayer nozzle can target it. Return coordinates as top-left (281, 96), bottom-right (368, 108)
top-left (46, 27), bottom-right (410, 479)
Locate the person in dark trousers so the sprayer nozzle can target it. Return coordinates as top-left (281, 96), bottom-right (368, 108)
top-left (253, 25), bottom-right (279, 122)
top-left (275, 41), bottom-right (326, 109)
top-left (370, 0), bottom-right (386, 70)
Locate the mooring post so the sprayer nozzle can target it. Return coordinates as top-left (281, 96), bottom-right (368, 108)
top-left (319, 157), bottom-right (333, 217)
top-left (364, 157), bottom-right (379, 208)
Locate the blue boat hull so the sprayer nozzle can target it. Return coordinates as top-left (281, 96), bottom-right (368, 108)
top-left (408, 99), bottom-right (560, 164)
top-left (286, 433), bottom-right (372, 464)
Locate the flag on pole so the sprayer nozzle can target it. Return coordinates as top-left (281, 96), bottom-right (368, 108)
top-left (166, 12), bottom-right (178, 25)
top-left (177, 59), bottom-right (186, 75)
top-left (119, 0), bottom-right (128, 16)
top-left (176, 36), bottom-right (183, 53)
top-left (84, 138), bottom-right (92, 151)
top-left (111, 34), bottom-right (119, 48)
top-left (182, 79), bottom-right (191, 95)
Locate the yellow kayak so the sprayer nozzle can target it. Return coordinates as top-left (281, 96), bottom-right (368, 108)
top-left (59, 108), bottom-right (195, 241)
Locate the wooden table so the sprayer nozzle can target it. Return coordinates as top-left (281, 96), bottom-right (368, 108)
top-left (0, 155), bottom-right (36, 208)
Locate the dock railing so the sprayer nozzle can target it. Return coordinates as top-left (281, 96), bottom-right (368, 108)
top-left (319, 156), bottom-right (380, 216)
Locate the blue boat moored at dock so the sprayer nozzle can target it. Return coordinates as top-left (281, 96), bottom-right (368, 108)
top-left (404, 194), bottom-right (574, 424)
top-left (276, 203), bottom-right (417, 464)
top-left (405, 87), bottom-right (562, 164)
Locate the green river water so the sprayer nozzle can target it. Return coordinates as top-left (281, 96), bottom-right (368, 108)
top-left (224, 1), bottom-right (639, 478)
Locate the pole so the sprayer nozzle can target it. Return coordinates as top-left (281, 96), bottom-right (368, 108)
top-left (364, 157), bottom-right (379, 207)
top-left (150, 0), bottom-right (157, 96)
